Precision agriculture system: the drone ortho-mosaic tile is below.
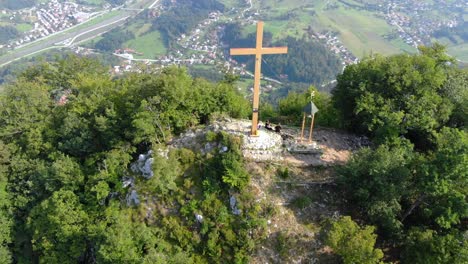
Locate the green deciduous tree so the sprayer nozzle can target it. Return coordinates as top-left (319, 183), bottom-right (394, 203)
top-left (277, 86), bottom-right (340, 127)
top-left (0, 57), bottom-right (263, 263)
top-left (27, 190), bottom-right (88, 263)
top-left (333, 44), bottom-right (457, 146)
top-left (402, 228), bottom-right (468, 264)
top-left (442, 68), bottom-right (468, 128)
top-left (324, 216), bottom-right (384, 264)
top-left (339, 128), bottom-right (468, 235)
top-left (338, 139), bottom-right (414, 235)
top-left (409, 127), bottom-right (468, 229)
top-left (146, 147), bottom-right (180, 195)
top-left (94, 204), bottom-right (147, 264)
top-left (0, 141), bottom-right (12, 263)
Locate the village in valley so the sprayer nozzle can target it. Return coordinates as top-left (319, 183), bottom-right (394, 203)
top-left (1, 0), bottom-right (467, 82)
top-left (382, 0), bottom-right (463, 48)
top-left (0, 1), bottom-right (466, 263)
top-left (0, 0), bottom-right (102, 49)
top-left (96, 0), bottom-right (467, 80)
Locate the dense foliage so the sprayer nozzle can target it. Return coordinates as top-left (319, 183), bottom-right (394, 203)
top-left (223, 23), bottom-right (342, 85)
top-left (259, 86), bottom-right (340, 128)
top-left (94, 28), bottom-right (135, 52)
top-left (323, 216), bottom-right (384, 264)
top-left (0, 26), bottom-right (19, 44)
top-left (0, 41), bottom-right (466, 263)
top-left (334, 44), bottom-right (467, 262)
top-left (0, 56), bottom-right (272, 263)
top-left (333, 44), bottom-right (466, 147)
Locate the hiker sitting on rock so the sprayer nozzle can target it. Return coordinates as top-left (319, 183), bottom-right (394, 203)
top-left (265, 120), bottom-right (273, 131)
top-left (274, 123), bottom-right (282, 133)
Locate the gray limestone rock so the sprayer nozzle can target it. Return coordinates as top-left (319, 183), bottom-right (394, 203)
top-left (122, 177), bottom-right (134, 188)
top-left (131, 150), bottom-right (154, 179)
top-left (126, 190), bottom-right (140, 206)
top-left (230, 195), bottom-right (241, 215)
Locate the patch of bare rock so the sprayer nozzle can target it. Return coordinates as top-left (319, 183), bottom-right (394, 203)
top-left (170, 118), bottom-right (370, 167)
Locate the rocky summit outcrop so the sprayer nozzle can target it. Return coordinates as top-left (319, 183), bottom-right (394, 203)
top-left (169, 118), bottom-right (370, 167)
top-left (170, 118), bottom-right (285, 162)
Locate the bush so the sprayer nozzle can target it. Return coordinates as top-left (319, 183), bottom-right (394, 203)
top-left (291, 196), bottom-right (313, 209)
top-left (277, 167), bottom-right (290, 179)
top-left (323, 216), bottom-right (384, 264)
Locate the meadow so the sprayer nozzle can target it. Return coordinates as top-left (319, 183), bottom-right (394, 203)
top-left (244, 0), bottom-right (416, 57)
top-left (448, 44), bottom-right (468, 62)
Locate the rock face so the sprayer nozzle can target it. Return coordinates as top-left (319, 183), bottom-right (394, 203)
top-left (242, 129), bottom-right (284, 162)
top-left (130, 150), bottom-right (154, 179)
top-left (230, 195), bottom-right (241, 215)
top-left (169, 118), bottom-right (369, 166)
top-left (170, 119), bottom-right (284, 162)
top-left (122, 177), bottom-right (135, 188)
top-left (126, 190), bottom-right (140, 206)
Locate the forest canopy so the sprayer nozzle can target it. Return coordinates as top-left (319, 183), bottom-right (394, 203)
top-left (0, 43), bottom-right (466, 263)
top-left (331, 44), bottom-right (467, 263)
top-left (0, 56), bottom-right (264, 263)
top-left (256, 44), bottom-right (467, 262)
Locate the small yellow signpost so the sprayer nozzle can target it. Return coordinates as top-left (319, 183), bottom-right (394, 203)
top-left (230, 21), bottom-right (288, 136)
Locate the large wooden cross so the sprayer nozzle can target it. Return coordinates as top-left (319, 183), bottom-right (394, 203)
top-left (230, 21), bottom-right (287, 136)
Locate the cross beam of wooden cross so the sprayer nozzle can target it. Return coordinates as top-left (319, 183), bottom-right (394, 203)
top-left (230, 21), bottom-right (287, 136)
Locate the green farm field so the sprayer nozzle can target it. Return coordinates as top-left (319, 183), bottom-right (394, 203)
top-left (244, 0), bottom-right (416, 58)
top-left (16, 23), bottom-right (33, 32)
top-left (448, 44), bottom-right (468, 63)
top-left (122, 20), bottom-right (167, 59)
top-left (124, 30), bottom-right (167, 59)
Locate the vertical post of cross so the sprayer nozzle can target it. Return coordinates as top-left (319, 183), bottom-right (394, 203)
top-left (251, 21), bottom-right (264, 136)
top-left (230, 21), bottom-right (288, 136)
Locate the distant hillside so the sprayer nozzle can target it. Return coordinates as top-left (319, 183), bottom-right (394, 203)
top-left (152, 0), bottom-right (225, 48)
top-left (223, 23), bottom-right (342, 85)
top-left (0, 0), bottom-right (35, 10)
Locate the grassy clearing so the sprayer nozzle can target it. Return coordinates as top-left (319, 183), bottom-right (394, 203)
top-left (124, 30), bottom-right (167, 59)
top-left (218, 0), bottom-right (240, 9)
top-left (389, 38), bottom-right (417, 54)
top-left (447, 44), bottom-right (468, 62)
top-left (0, 21), bottom-right (33, 33)
top-left (314, 6), bottom-right (398, 57)
top-left (81, 0), bottom-right (106, 6)
top-left (242, 0), bottom-right (425, 58)
top-left (120, 18), bottom-right (167, 59)
top-left (16, 23), bottom-right (33, 32)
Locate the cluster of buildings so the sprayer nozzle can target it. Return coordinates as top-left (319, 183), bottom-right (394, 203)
top-left (314, 32), bottom-right (358, 66)
top-left (177, 12), bottom-right (222, 58)
top-left (110, 1), bottom-right (260, 78)
top-left (2, 0), bottom-right (97, 48)
top-left (383, 0), bottom-right (463, 47)
top-left (110, 9), bottom-right (224, 75)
